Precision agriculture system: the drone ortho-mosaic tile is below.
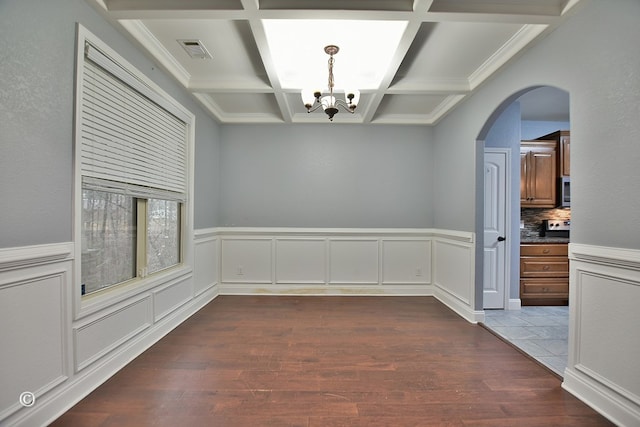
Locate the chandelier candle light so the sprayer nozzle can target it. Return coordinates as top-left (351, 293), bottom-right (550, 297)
top-left (301, 45), bottom-right (360, 121)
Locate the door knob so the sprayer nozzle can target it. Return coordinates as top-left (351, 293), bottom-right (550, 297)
top-left (497, 236), bottom-right (506, 242)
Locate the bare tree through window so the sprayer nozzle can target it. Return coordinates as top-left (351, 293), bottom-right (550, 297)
top-left (81, 190), bottom-right (136, 294)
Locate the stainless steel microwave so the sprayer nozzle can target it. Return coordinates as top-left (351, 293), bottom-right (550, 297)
top-left (558, 177), bottom-right (570, 207)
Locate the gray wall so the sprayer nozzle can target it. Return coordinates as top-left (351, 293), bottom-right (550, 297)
top-left (521, 120), bottom-right (571, 140)
top-left (219, 124), bottom-right (434, 228)
top-left (194, 117), bottom-right (221, 229)
top-left (0, 0), bottom-right (221, 248)
top-left (2, 0), bottom-right (638, 249)
top-left (433, 0), bottom-right (640, 250)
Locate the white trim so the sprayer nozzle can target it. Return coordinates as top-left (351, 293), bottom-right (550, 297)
top-left (507, 298), bottom-right (522, 310)
top-left (570, 243), bottom-right (640, 271)
top-left (0, 242), bottom-right (73, 272)
top-left (0, 242), bottom-right (218, 426)
top-left (73, 294), bottom-right (152, 372)
top-left (469, 24), bottom-right (548, 90)
top-left (212, 227), bottom-right (476, 320)
top-left (118, 19), bottom-right (191, 88)
top-left (10, 288), bottom-right (217, 427)
top-left (562, 243), bottom-right (640, 427)
top-left (0, 260), bottom-right (72, 421)
top-left (220, 283), bottom-right (433, 296)
top-left (215, 227), bottom-right (473, 241)
top-left (564, 368), bottom-right (640, 427)
top-left (73, 24), bottom-right (196, 319)
top-left (194, 227), bottom-right (219, 239)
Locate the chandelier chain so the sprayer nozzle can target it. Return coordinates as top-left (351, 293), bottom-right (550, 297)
top-left (328, 55), bottom-right (335, 97)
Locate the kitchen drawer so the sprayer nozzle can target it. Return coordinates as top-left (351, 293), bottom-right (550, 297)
top-left (521, 278), bottom-right (568, 298)
top-left (520, 244), bottom-right (568, 257)
top-left (520, 257), bottom-right (569, 277)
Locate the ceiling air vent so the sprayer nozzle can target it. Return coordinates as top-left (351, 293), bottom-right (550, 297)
top-left (177, 39), bottom-right (212, 59)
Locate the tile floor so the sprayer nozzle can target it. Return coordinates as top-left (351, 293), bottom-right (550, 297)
top-left (482, 306), bottom-right (569, 377)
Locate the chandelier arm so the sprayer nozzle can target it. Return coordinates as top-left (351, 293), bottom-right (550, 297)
top-left (305, 102), bottom-right (326, 114)
top-left (334, 99), bottom-right (356, 114)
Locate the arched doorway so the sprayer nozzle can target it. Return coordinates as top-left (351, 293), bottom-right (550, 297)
top-left (477, 85), bottom-right (571, 376)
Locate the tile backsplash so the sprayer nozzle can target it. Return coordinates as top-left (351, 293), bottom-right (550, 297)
top-left (521, 207), bottom-right (571, 238)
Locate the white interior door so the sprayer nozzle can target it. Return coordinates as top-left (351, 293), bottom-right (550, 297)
top-left (484, 149), bottom-right (508, 309)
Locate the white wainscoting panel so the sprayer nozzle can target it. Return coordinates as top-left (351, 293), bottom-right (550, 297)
top-left (194, 229), bottom-right (218, 296)
top-left (0, 254), bottom-right (71, 421)
top-left (431, 234), bottom-right (480, 323)
top-left (1, 242), bottom-right (214, 424)
top-left (329, 239), bottom-right (379, 285)
top-left (433, 239), bottom-right (472, 304)
top-left (153, 277), bottom-right (193, 322)
top-left (563, 243), bottom-right (640, 427)
top-left (221, 238), bottom-right (272, 284)
top-left (74, 295), bottom-right (152, 371)
top-left (382, 239), bottom-right (431, 284)
top-left (216, 228), bottom-right (467, 296)
top-left (276, 238), bottom-right (326, 284)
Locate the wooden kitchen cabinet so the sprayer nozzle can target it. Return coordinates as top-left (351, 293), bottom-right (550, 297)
top-left (520, 243), bottom-right (568, 306)
top-left (537, 130), bottom-right (570, 177)
top-left (520, 141), bottom-right (557, 207)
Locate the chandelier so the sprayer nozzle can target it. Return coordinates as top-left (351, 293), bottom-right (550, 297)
top-left (301, 45), bottom-right (360, 121)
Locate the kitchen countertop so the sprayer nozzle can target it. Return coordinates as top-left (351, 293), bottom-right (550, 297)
top-left (520, 235), bottom-right (569, 244)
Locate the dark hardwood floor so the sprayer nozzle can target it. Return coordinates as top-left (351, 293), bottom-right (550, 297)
top-left (51, 296), bottom-right (612, 426)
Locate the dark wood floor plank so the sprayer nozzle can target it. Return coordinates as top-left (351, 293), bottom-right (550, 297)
top-left (51, 296), bottom-right (613, 426)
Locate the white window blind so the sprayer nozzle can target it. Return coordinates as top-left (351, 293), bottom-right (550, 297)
top-left (80, 43), bottom-right (187, 201)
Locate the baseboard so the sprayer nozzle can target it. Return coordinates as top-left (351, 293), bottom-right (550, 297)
top-left (219, 283), bottom-right (434, 296)
top-left (508, 298), bottom-right (522, 310)
top-left (9, 288), bottom-right (218, 427)
top-left (563, 368), bottom-right (640, 427)
top-left (433, 285), bottom-right (484, 324)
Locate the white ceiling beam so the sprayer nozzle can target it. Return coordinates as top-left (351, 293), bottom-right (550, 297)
top-left (242, 0), bottom-right (293, 123)
top-left (102, 1), bottom-right (561, 26)
top-left (360, 0), bottom-right (431, 123)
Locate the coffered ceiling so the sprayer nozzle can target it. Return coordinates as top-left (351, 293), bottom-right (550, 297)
top-left (88, 0), bottom-right (580, 125)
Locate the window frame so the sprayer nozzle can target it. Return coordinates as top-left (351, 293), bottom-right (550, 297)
top-left (73, 24), bottom-right (195, 319)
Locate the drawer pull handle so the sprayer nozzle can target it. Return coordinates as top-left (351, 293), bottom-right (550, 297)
top-left (543, 265), bottom-right (550, 270)
top-left (542, 249), bottom-right (550, 254)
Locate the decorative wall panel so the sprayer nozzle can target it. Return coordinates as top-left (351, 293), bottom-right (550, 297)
top-left (433, 239), bottom-right (473, 304)
top-left (153, 277), bottom-right (193, 322)
top-left (0, 258), bottom-right (70, 420)
top-left (74, 296), bottom-right (152, 371)
top-left (276, 238), bottom-right (326, 284)
top-left (216, 229), bottom-right (468, 299)
top-left (221, 238), bottom-right (272, 284)
top-left (382, 239), bottom-right (431, 284)
top-left (194, 230), bottom-right (218, 296)
top-left (329, 239), bottom-right (379, 285)
top-left (564, 243), bottom-right (640, 426)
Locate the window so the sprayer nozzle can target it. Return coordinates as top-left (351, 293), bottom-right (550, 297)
top-left (81, 190), bottom-right (136, 294)
top-left (147, 198), bottom-right (181, 275)
top-left (76, 27), bottom-right (192, 297)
